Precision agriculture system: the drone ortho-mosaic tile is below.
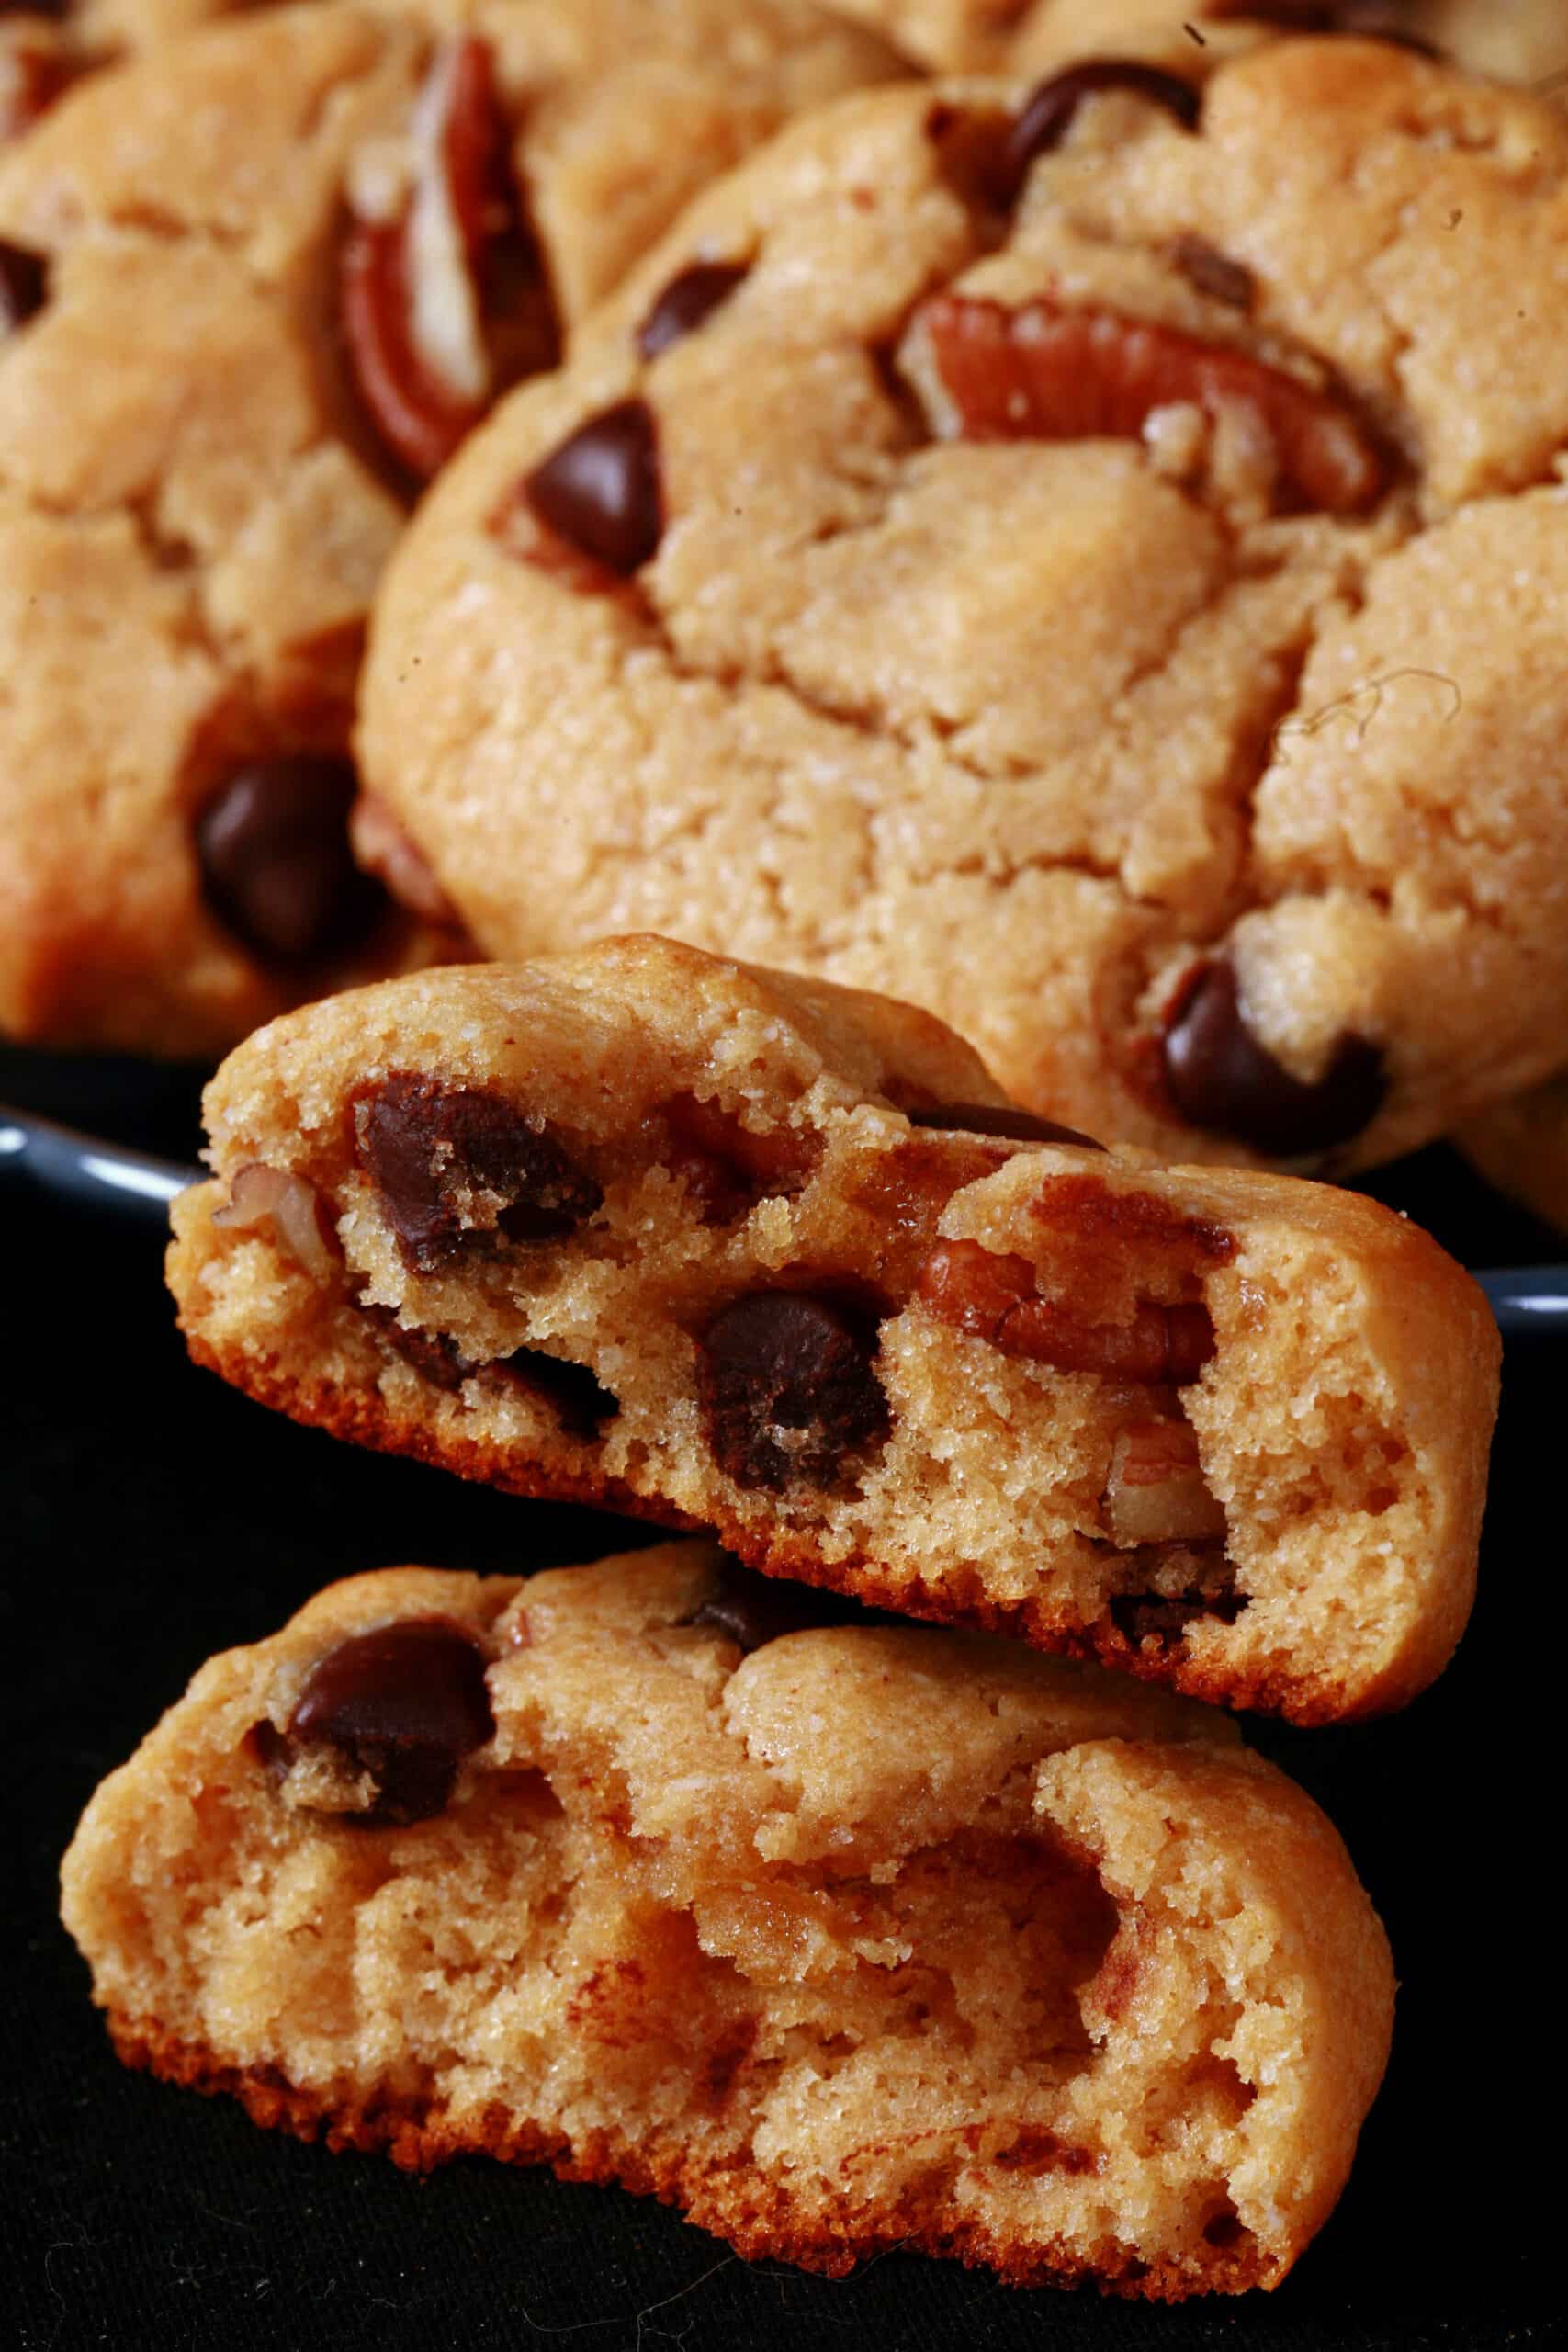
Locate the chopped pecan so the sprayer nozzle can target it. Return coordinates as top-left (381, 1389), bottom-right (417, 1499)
top-left (1103, 1419), bottom-right (1226, 1546)
top-left (211, 1162), bottom-right (339, 1277)
top-left (911, 291), bottom-right (1384, 514)
top-left (649, 1092), bottom-right (815, 1224)
top-left (341, 37), bottom-right (558, 481)
top-left (916, 1238), bottom-right (1214, 1384)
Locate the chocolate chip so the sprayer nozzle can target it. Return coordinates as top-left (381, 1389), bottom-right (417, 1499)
top-left (1001, 61), bottom-right (1200, 203)
top-left (683, 1556), bottom-right (870, 1654)
top-left (524, 397), bottom-right (663, 574)
top-left (355, 1072), bottom-right (602, 1272)
top-left (195, 755), bottom-right (386, 966)
top-left (697, 1290), bottom-right (889, 1492)
top-left (285, 1616), bottom-right (493, 1825)
top-left (1161, 960), bottom-right (1384, 1158)
top-left (637, 261), bottom-right (748, 361)
top-left (907, 1101), bottom-right (1105, 1150)
top-left (1169, 233), bottom-right (1254, 311)
top-left (0, 240), bottom-right (48, 334)
top-left (494, 1347), bottom-right (619, 1439)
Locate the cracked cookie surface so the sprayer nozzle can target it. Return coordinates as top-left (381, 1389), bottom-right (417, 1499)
top-left (61, 1543), bottom-right (1395, 2298)
top-left (0, 0), bottom-right (900, 1054)
top-left (166, 938), bottom-right (1497, 1723)
top-left (360, 38), bottom-right (1568, 1169)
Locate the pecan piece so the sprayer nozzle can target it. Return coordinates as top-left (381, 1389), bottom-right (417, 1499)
top-left (917, 1238), bottom-right (1215, 1384)
top-left (341, 37), bottom-right (558, 481)
top-left (911, 292), bottom-right (1384, 514)
top-left (649, 1092), bottom-right (815, 1225)
top-left (1103, 1419), bottom-right (1226, 1546)
top-left (211, 1162), bottom-right (338, 1277)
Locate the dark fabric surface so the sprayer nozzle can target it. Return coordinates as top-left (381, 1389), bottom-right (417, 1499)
top-left (2, 1061), bottom-right (1557, 2351)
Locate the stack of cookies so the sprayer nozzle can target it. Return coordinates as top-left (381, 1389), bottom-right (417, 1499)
top-left (25, 0), bottom-right (1555, 2307)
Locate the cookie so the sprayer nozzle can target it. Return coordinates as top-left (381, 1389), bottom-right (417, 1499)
top-left (1457, 1075), bottom-right (1568, 1233)
top-left (165, 939), bottom-right (1498, 1723)
top-left (358, 38), bottom-right (1568, 1171)
top-left (0, 0), bottom-right (900, 1056)
top-left (61, 1542), bottom-right (1395, 2298)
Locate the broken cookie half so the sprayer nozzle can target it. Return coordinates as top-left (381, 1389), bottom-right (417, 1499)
top-left (166, 937), bottom-right (1498, 1723)
top-left (61, 1543), bottom-right (1395, 2299)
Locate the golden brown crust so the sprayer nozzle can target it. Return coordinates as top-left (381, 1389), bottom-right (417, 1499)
top-left (102, 2005), bottom-right (1267, 2299)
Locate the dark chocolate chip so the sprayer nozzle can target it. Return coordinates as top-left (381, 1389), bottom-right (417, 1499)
top-left (494, 1346), bottom-right (619, 1439)
top-left (285, 1616), bottom-right (493, 1825)
top-left (1168, 233), bottom-right (1255, 311)
top-left (355, 1071), bottom-right (602, 1272)
top-left (907, 1100), bottom-right (1105, 1150)
top-left (0, 239), bottom-right (49, 334)
top-left (524, 397), bottom-right (662, 573)
top-left (637, 261), bottom-right (748, 361)
top-left (1161, 959), bottom-right (1384, 1158)
top-left (195, 755), bottom-right (386, 966)
top-left (696, 1289), bottom-right (889, 1492)
top-left (1002, 61), bottom-right (1200, 203)
top-left (683, 1556), bottom-right (871, 1654)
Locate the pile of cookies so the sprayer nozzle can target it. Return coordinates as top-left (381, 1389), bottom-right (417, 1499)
top-left (28, 0), bottom-right (1556, 2306)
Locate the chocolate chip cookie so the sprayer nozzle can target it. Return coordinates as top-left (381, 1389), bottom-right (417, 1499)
top-left (166, 939), bottom-right (1497, 1723)
top-left (62, 1542), bottom-right (1395, 2297)
top-left (0, 0), bottom-right (901, 1055)
top-left (359, 38), bottom-right (1568, 1170)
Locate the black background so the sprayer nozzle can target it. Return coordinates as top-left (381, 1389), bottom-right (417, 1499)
top-left (4, 1058), bottom-right (1558, 2351)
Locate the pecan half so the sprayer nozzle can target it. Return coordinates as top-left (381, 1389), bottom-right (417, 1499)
top-left (916, 1238), bottom-right (1214, 1383)
top-left (911, 292), bottom-right (1383, 514)
top-left (1103, 1418), bottom-right (1226, 1546)
top-left (341, 37), bottom-right (558, 481)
